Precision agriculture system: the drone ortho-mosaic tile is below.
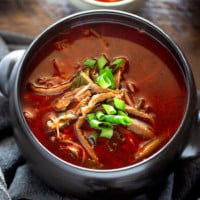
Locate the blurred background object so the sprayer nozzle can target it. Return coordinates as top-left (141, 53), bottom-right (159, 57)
top-left (0, 0), bottom-right (200, 89)
top-left (68, 0), bottom-right (147, 12)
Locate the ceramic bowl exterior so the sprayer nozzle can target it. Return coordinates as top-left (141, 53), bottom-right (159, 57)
top-left (0, 10), bottom-right (198, 199)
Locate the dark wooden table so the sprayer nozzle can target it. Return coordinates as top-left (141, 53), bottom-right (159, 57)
top-left (0, 0), bottom-right (200, 89)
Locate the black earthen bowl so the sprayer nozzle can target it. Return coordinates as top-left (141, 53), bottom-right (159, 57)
top-left (0, 10), bottom-right (199, 200)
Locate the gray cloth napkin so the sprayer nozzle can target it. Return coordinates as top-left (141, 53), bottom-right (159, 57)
top-left (0, 30), bottom-right (200, 200)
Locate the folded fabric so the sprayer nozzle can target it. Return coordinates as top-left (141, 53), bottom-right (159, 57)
top-left (0, 30), bottom-right (200, 200)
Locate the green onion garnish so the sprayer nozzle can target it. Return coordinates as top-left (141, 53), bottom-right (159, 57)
top-left (97, 67), bottom-right (115, 89)
top-left (89, 131), bottom-right (98, 145)
top-left (96, 111), bottom-right (105, 121)
top-left (114, 98), bottom-right (125, 110)
top-left (100, 127), bottom-right (113, 139)
top-left (102, 104), bottom-right (117, 115)
top-left (118, 110), bottom-right (128, 116)
top-left (83, 56), bottom-right (132, 140)
top-left (96, 72), bottom-right (112, 88)
top-left (104, 115), bottom-right (132, 125)
top-left (87, 113), bottom-right (96, 121)
top-left (89, 119), bottom-right (113, 129)
top-left (97, 55), bottom-right (108, 70)
top-left (84, 58), bottom-right (96, 67)
top-left (111, 58), bottom-right (123, 72)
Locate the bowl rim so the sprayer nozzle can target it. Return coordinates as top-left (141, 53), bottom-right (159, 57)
top-left (15, 9), bottom-right (196, 174)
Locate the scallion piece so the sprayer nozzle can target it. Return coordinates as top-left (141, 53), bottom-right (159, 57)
top-left (96, 72), bottom-right (112, 88)
top-left (96, 111), bottom-right (105, 121)
top-left (118, 110), bottom-right (128, 116)
top-left (114, 98), bottom-right (125, 110)
top-left (104, 115), bottom-right (132, 125)
top-left (102, 104), bottom-right (117, 115)
top-left (89, 119), bottom-right (113, 129)
top-left (89, 131), bottom-right (98, 145)
top-left (111, 58), bottom-right (123, 71)
top-left (97, 67), bottom-right (115, 89)
top-left (100, 127), bottom-right (113, 139)
top-left (84, 58), bottom-right (96, 67)
top-left (97, 55), bottom-right (108, 70)
top-left (87, 113), bottom-right (96, 121)
top-left (89, 119), bottom-right (100, 129)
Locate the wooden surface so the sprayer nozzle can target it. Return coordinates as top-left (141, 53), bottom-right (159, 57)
top-left (0, 0), bottom-right (200, 89)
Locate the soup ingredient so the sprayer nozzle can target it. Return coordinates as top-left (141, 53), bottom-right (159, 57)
top-left (75, 115), bottom-right (99, 162)
top-left (135, 135), bottom-right (166, 161)
top-left (30, 78), bottom-right (72, 95)
top-left (59, 139), bottom-right (86, 165)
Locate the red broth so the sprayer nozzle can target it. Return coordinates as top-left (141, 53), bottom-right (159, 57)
top-left (21, 22), bottom-right (187, 169)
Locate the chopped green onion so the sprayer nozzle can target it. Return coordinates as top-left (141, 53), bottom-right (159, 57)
top-left (97, 55), bottom-right (108, 70)
top-left (104, 115), bottom-right (132, 125)
top-left (97, 67), bottom-right (115, 89)
top-left (87, 113), bottom-right (96, 121)
top-left (84, 58), bottom-right (96, 67)
top-left (114, 98), bottom-right (125, 110)
top-left (89, 119), bottom-right (101, 129)
top-left (89, 119), bottom-right (113, 129)
top-left (111, 58), bottom-right (123, 71)
top-left (96, 111), bottom-right (105, 121)
top-left (89, 131), bottom-right (98, 145)
top-left (118, 110), bottom-right (128, 116)
top-left (102, 104), bottom-right (117, 115)
top-left (96, 72), bottom-right (112, 88)
top-left (100, 127), bottom-right (113, 139)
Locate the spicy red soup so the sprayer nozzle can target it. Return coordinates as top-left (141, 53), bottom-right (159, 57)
top-left (21, 22), bottom-right (187, 170)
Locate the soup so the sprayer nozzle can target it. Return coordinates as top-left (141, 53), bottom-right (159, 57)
top-left (21, 22), bottom-right (187, 170)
